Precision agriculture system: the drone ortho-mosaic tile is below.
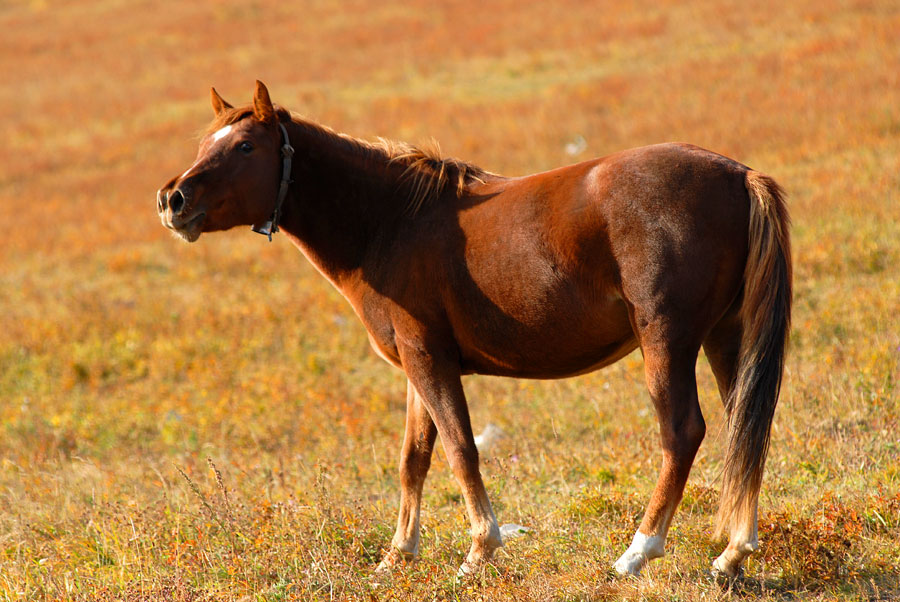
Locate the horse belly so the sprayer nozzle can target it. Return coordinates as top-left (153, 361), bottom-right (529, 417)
top-left (451, 284), bottom-right (638, 379)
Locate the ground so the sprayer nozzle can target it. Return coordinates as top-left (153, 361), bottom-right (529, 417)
top-left (1, 0), bottom-right (899, 599)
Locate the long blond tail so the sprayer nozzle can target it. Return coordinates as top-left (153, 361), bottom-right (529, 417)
top-left (715, 171), bottom-right (792, 536)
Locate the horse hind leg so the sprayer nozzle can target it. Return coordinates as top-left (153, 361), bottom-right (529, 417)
top-left (614, 340), bottom-right (706, 575)
top-left (702, 313), bottom-right (760, 577)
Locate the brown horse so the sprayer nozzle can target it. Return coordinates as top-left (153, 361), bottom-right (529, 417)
top-left (157, 81), bottom-right (791, 578)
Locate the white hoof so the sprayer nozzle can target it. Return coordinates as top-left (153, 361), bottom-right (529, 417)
top-left (457, 559), bottom-right (481, 577)
top-left (711, 555), bottom-right (731, 577)
top-left (712, 539), bottom-right (756, 578)
top-left (375, 546), bottom-right (410, 574)
top-left (613, 532), bottom-right (664, 576)
top-left (374, 559), bottom-right (392, 574)
top-left (614, 550), bottom-right (647, 576)
top-left (711, 551), bottom-right (745, 579)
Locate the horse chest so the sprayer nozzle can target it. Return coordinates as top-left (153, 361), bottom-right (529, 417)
top-left (356, 303), bottom-right (402, 368)
top-left (366, 330), bottom-right (402, 367)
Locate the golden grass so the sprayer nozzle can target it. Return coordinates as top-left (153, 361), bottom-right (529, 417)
top-left (1, 0), bottom-right (899, 599)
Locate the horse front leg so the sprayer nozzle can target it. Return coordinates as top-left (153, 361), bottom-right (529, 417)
top-left (377, 380), bottom-right (437, 572)
top-left (614, 342), bottom-right (706, 576)
top-left (398, 344), bottom-right (502, 575)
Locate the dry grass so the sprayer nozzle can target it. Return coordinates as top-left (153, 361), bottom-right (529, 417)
top-left (1, 0), bottom-right (899, 599)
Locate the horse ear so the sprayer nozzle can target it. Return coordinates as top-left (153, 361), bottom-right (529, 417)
top-left (253, 80), bottom-right (276, 124)
top-left (210, 87), bottom-right (232, 116)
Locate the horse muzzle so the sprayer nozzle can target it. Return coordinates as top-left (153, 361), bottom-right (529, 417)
top-left (157, 186), bottom-right (206, 242)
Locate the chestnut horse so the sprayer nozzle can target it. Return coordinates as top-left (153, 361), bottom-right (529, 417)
top-left (157, 82), bottom-right (791, 578)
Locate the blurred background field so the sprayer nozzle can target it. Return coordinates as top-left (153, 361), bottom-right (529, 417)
top-left (1, 0), bottom-right (899, 599)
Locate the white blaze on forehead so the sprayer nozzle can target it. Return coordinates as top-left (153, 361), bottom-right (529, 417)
top-left (181, 124), bottom-right (235, 179)
top-left (212, 124), bottom-right (233, 142)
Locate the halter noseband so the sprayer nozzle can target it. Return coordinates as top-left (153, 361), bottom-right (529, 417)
top-left (251, 121), bottom-right (294, 241)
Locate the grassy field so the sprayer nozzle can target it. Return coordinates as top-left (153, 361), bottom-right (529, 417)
top-left (2, 0), bottom-right (899, 599)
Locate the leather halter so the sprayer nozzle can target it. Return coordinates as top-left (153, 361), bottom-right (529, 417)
top-left (251, 121), bottom-right (294, 241)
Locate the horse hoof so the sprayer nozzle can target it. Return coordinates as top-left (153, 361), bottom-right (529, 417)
top-left (375, 547), bottom-right (409, 574)
top-left (456, 559), bottom-right (483, 578)
top-left (613, 551), bottom-right (646, 577)
top-left (710, 557), bottom-right (742, 582)
top-left (374, 560), bottom-right (392, 575)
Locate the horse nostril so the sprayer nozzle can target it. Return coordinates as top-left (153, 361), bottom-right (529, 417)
top-left (169, 189), bottom-right (185, 215)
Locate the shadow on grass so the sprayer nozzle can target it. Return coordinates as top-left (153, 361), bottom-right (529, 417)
top-left (692, 567), bottom-right (900, 601)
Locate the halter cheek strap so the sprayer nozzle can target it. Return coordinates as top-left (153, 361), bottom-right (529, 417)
top-left (251, 122), bottom-right (294, 241)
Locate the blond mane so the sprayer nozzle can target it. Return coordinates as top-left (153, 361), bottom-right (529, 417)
top-left (375, 137), bottom-right (488, 214)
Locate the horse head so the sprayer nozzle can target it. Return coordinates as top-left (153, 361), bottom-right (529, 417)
top-left (157, 81), bottom-right (287, 242)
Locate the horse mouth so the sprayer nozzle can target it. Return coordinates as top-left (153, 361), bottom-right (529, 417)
top-left (170, 212), bottom-right (206, 242)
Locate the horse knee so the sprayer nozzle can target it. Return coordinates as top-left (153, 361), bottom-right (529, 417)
top-left (399, 462), bottom-right (427, 491)
top-left (399, 433), bottom-right (434, 475)
top-left (661, 410), bottom-right (706, 458)
top-left (685, 412), bottom-right (706, 449)
top-left (445, 443), bottom-right (480, 474)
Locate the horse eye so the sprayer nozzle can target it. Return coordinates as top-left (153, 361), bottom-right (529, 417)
top-left (238, 141), bottom-right (254, 154)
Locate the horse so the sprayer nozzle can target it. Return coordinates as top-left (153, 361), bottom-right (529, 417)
top-left (156, 81), bottom-right (791, 578)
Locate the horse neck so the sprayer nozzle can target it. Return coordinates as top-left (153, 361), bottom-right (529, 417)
top-left (276, 119), bottom-right (405, 289)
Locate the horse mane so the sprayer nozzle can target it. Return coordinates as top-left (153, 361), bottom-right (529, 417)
top-left (374, 137), bottom-right (488, 215)
top-left (205, 105), bottom-right (489, 215)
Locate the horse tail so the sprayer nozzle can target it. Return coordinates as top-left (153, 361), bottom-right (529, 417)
top-left (715, 171), bottom-right (792, 537)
